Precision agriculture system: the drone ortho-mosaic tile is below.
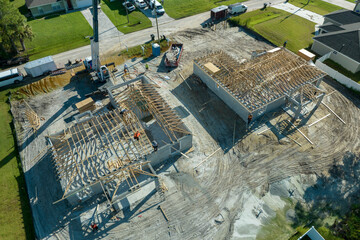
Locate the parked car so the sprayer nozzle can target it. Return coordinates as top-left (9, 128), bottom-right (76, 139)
top-left (123, 1), bottom-right (136, 12)
top-left (228, 3), bottom-right (247, 14)
top-left (135, 0), bottom-right (147, 8)
top-left (0, 56), bottom-right (29, 67)
top-left (151, 0), bottom-right (165, 15)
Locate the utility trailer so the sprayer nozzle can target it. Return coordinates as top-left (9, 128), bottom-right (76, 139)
top-left (24, 56), bottom-right (57, 77)
top-left (164, 43), bottom-right (183, 67)
top-left (211, 5), bottom-right (228, 21)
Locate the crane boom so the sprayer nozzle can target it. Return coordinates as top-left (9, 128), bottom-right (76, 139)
top-left (91, 0), bottom-right (100, 72)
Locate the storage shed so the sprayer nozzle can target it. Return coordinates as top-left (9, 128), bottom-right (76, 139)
top-left (24, 56), bottom-right (57, 77)
top-left (211, 5), bottom-right (228, 21)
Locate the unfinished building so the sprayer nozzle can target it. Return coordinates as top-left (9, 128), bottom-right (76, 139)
top-left (48, 76), bottom-right (192, 207)
top-left (194, 48), bottom-right (327, 121)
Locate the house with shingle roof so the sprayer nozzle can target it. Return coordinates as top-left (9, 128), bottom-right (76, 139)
top-left (26, 0), bottom-right (92, 17)
top-left (311, 6), bottom-right (360, 73)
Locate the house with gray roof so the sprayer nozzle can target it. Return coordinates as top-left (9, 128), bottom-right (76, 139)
top-left (311, 7), bottom-right (360, 73)
top-left (26, 0), bottom-right (92, 17)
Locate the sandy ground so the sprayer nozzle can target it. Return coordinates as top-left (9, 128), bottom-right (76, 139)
top-left (11, 24), bottom-right (360, 240)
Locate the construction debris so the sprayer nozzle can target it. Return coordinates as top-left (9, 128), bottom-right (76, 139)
top-left (21, 100), bottom-right (40, 132)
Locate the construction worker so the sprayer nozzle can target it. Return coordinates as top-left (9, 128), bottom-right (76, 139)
top-left (247, 114), bottom-right (253, 125)
top-left (120, 108), bottom-right (127, 116)
top-left (124, 63), bottom-right (129, 74)
top-left (91, 222), bottom-right (98, 232)
top-left (134, 131), bottom-right (141, 141)
top-left (152, 140), bottom-right (158, 152)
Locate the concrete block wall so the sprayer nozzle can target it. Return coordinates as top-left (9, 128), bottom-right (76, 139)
top-left (194, 62), bottom-right (286, 121)
top-left (145, 134), bottom-right (192, 168)
top-left (194, 63), bottom-right (250, 122)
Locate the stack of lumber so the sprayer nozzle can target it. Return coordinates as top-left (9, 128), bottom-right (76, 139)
top-left (75, 97), bottom-right (95, 113)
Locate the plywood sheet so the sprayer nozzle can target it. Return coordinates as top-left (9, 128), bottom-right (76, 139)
top-left (204, 62), bottom-right (220, 74)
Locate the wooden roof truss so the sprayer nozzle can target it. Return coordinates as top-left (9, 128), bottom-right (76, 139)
top-left (49, 108), bottom-right (154, 203)
top-left (195, 49), bottom-right (326, 112)
top-left (113, 83), bottom-right (191, 143)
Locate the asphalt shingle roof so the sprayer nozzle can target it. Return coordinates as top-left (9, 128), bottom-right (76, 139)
top-left (324, 9), bottom-right (360, 25)
top-left (319, 23), bottom-right (344, 33)
top-left (314, 30), bottom-right (360, 62)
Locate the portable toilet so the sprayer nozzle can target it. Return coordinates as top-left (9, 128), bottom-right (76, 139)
top-left (152, 43), bottom-right (161, 57)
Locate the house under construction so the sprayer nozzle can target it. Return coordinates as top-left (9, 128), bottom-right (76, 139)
top-left (194, 48), bottom-right (327, 122)
top-left (48, 76), bottom-right (192, 206)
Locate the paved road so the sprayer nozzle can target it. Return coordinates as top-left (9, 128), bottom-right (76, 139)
top-left (52, 0), bottom-right (286, 67)
top-left (273, 2), bottom-right (324, 24)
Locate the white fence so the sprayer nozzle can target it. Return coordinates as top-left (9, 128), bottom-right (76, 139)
top-left (315, 53), bottom-right (360, 92)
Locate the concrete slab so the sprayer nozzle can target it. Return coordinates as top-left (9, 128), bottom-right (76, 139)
top-left (323, 0), bottom-right (355, 10)
top-left (138, 6), bottom-right (175, 27)
top-left (81, 7), bottom-right (124, 41)
top-left (272, 3), bottom-right (324, 24)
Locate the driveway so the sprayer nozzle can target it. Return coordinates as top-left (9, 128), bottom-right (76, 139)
top-left (322, 0), bottom-right (355, 10)
top-left (51, 0), bottom-right (287, 66)
top-left (137, 6), bottom-right (174, 26)
top-left (81, 7), bottom-right (124, 41)
top-left (272, 2), bottom-right (324, 24)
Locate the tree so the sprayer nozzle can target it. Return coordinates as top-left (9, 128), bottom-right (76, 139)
top-left (17, 23), bottom-right (34, 51)
top-left (0, 0), bottom-right (33, 55)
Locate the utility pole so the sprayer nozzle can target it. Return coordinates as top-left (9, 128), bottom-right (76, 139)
top-left (91, 0), bottom-right (100, 72)
top-left (125, 1), bottom-right (129, 23)
top-left (153, 7), bottom-right (160, 41)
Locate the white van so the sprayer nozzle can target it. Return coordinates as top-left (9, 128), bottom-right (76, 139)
top-left (0, 68), bottom-right (23, 88)
top-left (228, 3), bottom-right (247, 14)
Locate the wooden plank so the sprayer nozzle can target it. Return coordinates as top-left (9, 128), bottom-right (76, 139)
top-left (287, 120), bottom-right (313, 145)
top-left (194, 147), bottom-right (221, 169)
top-left (321, 102), bottom-right (346, 125)
top-left (308, 114), bottom-right (331, 127)
top-left (75, 97), bottom-right (94, 110)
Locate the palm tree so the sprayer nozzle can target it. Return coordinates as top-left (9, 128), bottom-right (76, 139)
top-left (17, 24), bottom-right (34, 51)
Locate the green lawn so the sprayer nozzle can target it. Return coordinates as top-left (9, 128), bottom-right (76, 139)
top-left (162, 0), bottom-right (246, 19)
top-left (24, 12), bottom-right (93, 61)
top-left (324, 59), bottom-right (360, 84)
top-left (229, 8), bottom-right (315, 53)
top-left (101, 0), bottom-right (152, 34)
top-left (346, 0), bottom-right (356, 2)
top-left (0, 89), bottom-right (34, 239)
top-left (289, 0), bottom-right (342, 15)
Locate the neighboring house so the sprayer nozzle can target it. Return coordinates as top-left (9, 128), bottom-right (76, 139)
top-left (311, 5), bottom-right (360, 73)
top-left (25, 0), bottom-right (92, 17)
top-left (298, 226), bottom-right (325, 240)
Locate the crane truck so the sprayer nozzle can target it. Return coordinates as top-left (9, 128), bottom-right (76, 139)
top-left (83, 0), bottom-right (111, 83)
top-left (83, 56), bottom-right (110, 82)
